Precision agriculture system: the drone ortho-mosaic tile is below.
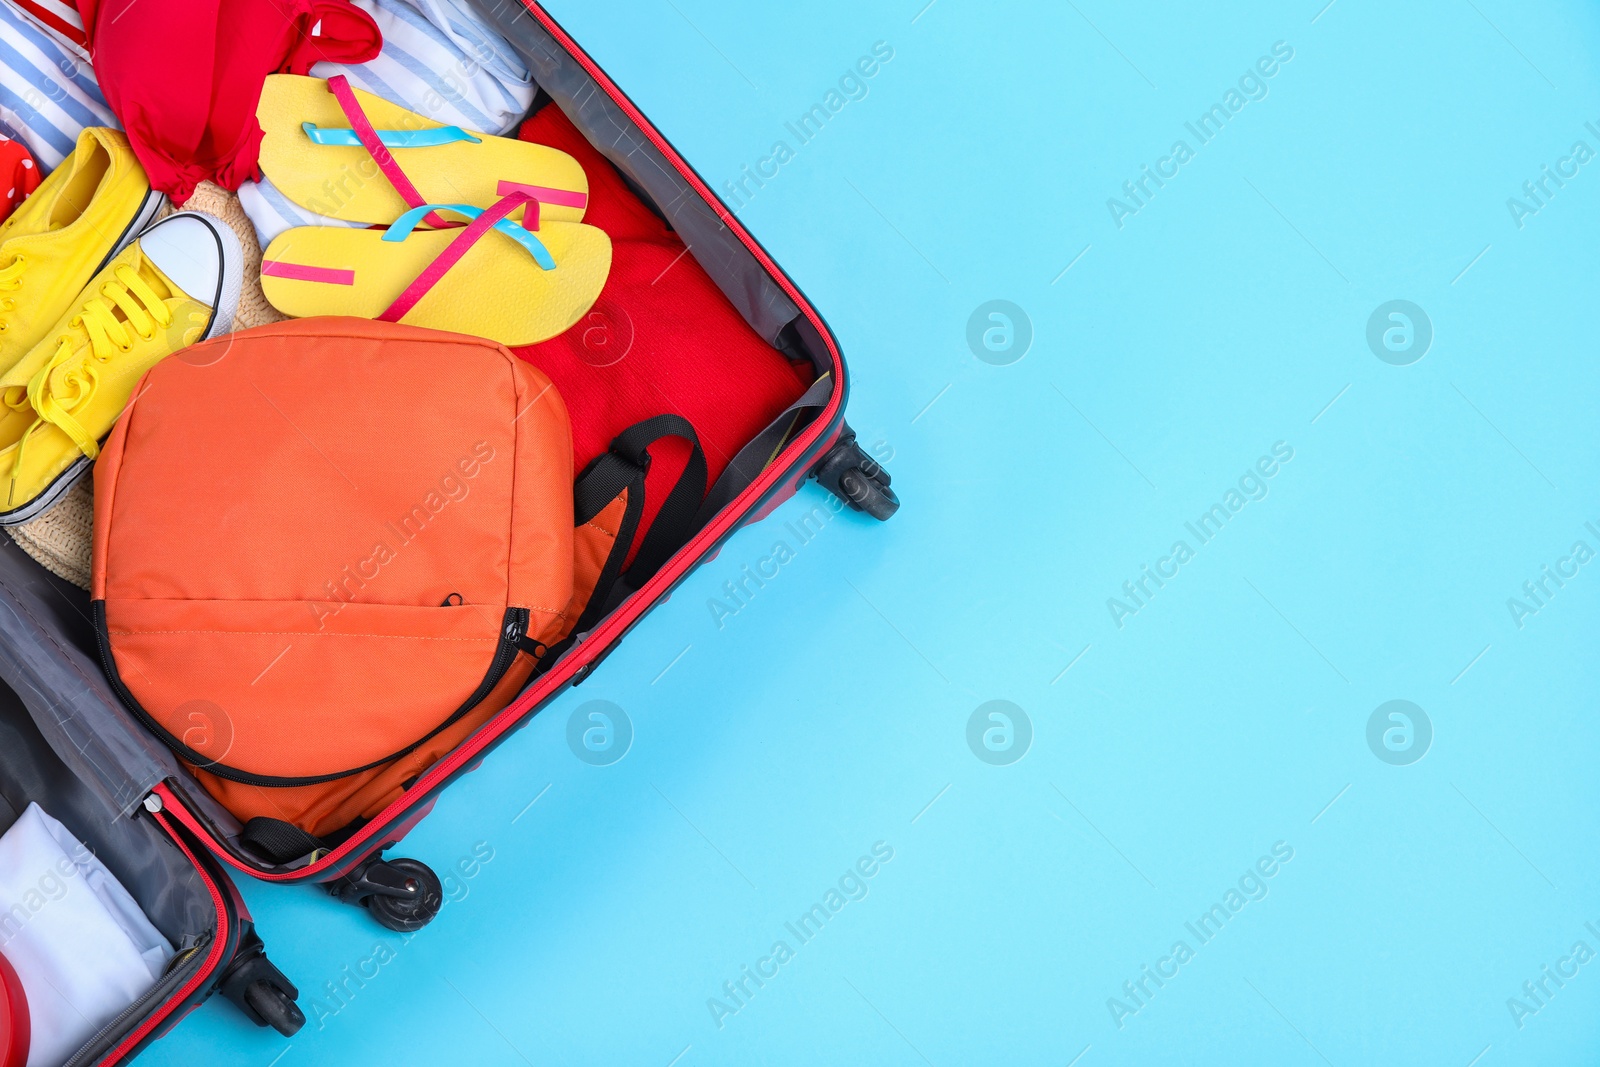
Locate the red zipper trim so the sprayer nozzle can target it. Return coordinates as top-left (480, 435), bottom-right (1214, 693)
top-left (100, 810), bottom-right (231, 1064)
top-left (160, 0), bottom-right (849, 882)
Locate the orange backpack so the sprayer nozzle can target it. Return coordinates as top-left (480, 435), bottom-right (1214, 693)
top-left (92, 318), bottom-right (576, 847)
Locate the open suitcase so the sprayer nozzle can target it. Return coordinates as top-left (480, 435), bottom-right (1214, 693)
top-left (0, 1), bottom-right (898, 1060)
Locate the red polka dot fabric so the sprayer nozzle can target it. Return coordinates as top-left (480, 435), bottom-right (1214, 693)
top-left (0, 138), bottom-right (40, 223)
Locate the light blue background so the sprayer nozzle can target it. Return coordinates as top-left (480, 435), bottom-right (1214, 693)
top-left (144, 1), bottom-right (1600, 1063)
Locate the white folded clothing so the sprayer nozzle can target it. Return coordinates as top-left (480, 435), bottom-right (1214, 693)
top-left (237, 174), bottom-right (365, 252)
top-left (0, 803), bottom-right (173, 1067)
top-left (315, 0), bottom-right (536, 137)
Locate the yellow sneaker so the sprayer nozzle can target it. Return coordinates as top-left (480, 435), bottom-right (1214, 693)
top-left (0, 127), bottom-right (164, 378)
top-left (0, 212), bottom-right (242, 524)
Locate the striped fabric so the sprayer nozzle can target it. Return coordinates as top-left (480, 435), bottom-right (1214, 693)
top-left (0, 0), bottom-right (118, 173)
top-left (5, 0), bottom-right (87, 59)
top-left (238, 174), bottom-right (367, 248)
top-left (316, 0), bottom-right (535, 138)
top-left (238, 0), bottom-right (536, 248)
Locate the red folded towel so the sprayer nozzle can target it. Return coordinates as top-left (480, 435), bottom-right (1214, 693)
top-left (513, 105), bottom-right (813, 552)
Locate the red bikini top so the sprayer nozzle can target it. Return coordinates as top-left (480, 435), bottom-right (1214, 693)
top-left (80, 0), bottom-right (382, 200)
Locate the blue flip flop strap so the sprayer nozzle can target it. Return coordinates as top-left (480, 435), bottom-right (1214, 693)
top-left (382, 203), bottom-right (557, 271)
top-left (301, 122), bottom-right (483, 148)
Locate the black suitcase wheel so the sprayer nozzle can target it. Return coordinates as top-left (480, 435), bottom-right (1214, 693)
top-left (243, 979), bottom-right (306, 1036)
top-left (332, 856), bottom-right (444, 932)
top-left (219, 926), bottom-right (304, 1036)
top-left (366, 857), bottom-right (443, 932)
top-left (813, 424), bottom-right (899, 521)
top-left (837, 465), bottom-right (899, 521)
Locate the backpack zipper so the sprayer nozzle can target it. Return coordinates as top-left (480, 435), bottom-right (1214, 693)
top-left (93, 601), bottom-right (534, 788)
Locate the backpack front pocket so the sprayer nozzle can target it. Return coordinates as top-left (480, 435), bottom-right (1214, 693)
top-left (95, 597), bottom-right (528, 785)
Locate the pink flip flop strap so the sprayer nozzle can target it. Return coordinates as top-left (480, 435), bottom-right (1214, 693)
top-left (260, 260), bottom-right (354, 285)
top-left (325, 74), bottom-right (454, 230)
top-left (497, 179), bottom-right (587, 212)
top-left (379, 192), bottom-right (536, 324)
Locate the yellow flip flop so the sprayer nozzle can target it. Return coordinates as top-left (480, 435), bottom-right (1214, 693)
top-left (260, 195), bottom-right (611, 346)
top-left (257, 74), bottom-right (590, 228)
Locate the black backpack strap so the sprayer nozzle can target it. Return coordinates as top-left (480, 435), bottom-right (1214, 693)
top-left (547, 416), bottom-right (706, 671)
top-left (611, 415), bottom-right (707, 584)
top-left (240, 817), bottom-right (326, 865)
